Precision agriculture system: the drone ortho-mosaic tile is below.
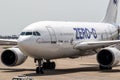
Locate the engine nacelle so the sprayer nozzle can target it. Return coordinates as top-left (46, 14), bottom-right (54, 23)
top-left (1, 48), bottom-right (27, 66)
top-left (97, 47), bottom-right (120, 67)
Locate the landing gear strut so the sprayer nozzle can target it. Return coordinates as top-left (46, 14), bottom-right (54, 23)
top-left (35, 59), bottom-right (56, 74)
top-left (35, 59), bottom-right (44, 74)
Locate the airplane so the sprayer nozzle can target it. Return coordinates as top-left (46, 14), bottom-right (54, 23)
top-left (0, 0), bottom-right (120, 74)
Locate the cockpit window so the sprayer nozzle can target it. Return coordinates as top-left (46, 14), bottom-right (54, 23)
top-left (20, 31), bottom-right (41, 36)
top-left (33, 32), bottom-right (37, 36)
top-left (36, 32), bottom-right (41, 36)
top-left (26, 32), bottom-right (32, 35)
top-left (33, 31), bottom-right (41, 36)
top-left (20, 32), bottom-right (25, 35)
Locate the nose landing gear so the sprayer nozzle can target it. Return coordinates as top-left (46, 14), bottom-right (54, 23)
top-left (35, 59), bottom-right (56, 74)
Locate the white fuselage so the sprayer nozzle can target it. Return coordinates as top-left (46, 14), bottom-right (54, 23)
top-left (18, 21), bottom-right (118, 59)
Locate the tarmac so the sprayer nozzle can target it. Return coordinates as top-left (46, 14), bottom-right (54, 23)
top-left (1, 46), bottom-right (120, 80)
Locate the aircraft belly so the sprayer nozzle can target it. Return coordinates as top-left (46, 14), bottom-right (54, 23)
top-left (21, 43), bottom-right (83, 59)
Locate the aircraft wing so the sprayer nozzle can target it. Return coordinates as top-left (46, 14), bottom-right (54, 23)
top-left (0, 39), bottom-right (17, 45)
top-left (74, 40), bottom-right (120, 50)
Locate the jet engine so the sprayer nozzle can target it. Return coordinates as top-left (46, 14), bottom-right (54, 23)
top-left (1, 48), bottom-right (27, 66)
top-left (97, 47), bottom-right (120, 68)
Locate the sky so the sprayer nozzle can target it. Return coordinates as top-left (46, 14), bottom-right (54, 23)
top-left (0, 0), bottom-right (120, 35)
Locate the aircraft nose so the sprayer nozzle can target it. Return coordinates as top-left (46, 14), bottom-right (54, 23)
top-left (18, 36), bottom-right (31, 49)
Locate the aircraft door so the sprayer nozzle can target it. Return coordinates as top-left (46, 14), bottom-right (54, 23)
top-left (46, 27), bottom-right (57, 44)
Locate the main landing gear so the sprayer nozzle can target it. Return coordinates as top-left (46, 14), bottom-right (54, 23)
top-left (35, 59), bottom-right (56, 74)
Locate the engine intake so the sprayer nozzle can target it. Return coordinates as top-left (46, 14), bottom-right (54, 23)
top-left (97, 47), bottom-right (120, 67)
top-left (1, 48), bottom-right (27, 66)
